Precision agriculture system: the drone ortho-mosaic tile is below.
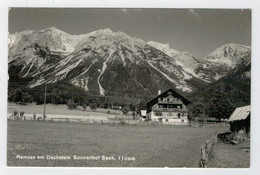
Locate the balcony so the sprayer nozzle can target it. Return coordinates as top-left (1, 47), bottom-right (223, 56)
top-left (152, 107), bottom-right (188, 113)
top-left (158, 101), bottom-right (183, 104)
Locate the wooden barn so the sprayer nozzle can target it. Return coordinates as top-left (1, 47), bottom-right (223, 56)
top-left (146, 89), bottom-right (190, 125)
top-left (228, 105), bottom-right (250, 135)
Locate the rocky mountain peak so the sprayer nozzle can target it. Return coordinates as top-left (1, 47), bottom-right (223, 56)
top-left (87, 28), bottom-right (115, 37)
top-left (205, 43), bottom-right (251, 67)
top-left (8, 27), bottom-right (251, 96)
top-left (41, 26), bottom-right (60, 31)
top-left (39, 26), bottom-right (69, 36)
top-left (147, 41), bottom-right (180, 56)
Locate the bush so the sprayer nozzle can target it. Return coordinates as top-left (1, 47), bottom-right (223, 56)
top-left (82, 104), bottom-right (87, 111)
top-left (20, 111), bottom-right (25, 117)
top-left (122, 106), bottom-right (130, 115)
top-left (90, 102), bottom-right (97, 111)
top-left (67, 99), bottom-right (77, 110)
top-left (132, 111), bottom-right (137, 119)
top-left (120, 120), bottom-right (126, 125)
top-left (13, 110), bottom-right (18, 116)
top-left (81, 99), bottom-right (89, 111)
top-left (33, 113), bottom-right (36, 120)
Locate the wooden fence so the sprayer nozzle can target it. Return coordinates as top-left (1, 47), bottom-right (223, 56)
top-left (7, 113), bottom-right (167, 126)
top-left (199, 134), bottom-right (218, 168)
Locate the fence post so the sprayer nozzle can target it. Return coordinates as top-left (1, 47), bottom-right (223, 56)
top-left (200, 134), bottom-right (218, 168)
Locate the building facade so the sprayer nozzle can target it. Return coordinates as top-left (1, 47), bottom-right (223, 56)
top-left (146, 89), bottom-right (190, 125)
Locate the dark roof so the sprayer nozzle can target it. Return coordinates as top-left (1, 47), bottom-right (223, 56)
top-left (147, 88), bottom-right (190, 107)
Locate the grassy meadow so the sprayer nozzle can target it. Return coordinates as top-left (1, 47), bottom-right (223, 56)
top-left (207, 139), bottom-right (250, 168)
top-left (7, 103), bottom-right (131, 120)
top-left (7, 120), bottom-right (228, 167)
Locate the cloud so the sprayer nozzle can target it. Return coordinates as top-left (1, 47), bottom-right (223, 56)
top-left (189, 9), bottom-right (202, 20)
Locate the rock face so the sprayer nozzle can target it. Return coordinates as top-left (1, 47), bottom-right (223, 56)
top-left (8, 27), bottom-right (251, 97)
top-left (205, 43), bottom-right (251, 67)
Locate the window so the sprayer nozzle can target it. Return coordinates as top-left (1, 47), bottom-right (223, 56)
top-left (178, 113), bottom-right (181, 118)
top-left (166, 119), bottom-right (168, 122)
top-left (155, 112), bottom-right (163, 116)
top-left (177, 105), bottom-right (183, 109)
top-left (181, 119), bottom-right (184, 122)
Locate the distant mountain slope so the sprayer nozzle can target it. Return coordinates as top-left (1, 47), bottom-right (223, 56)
top-left (187, 61), bottom-right (251, 108)
top-left (8, 27), bottom-right (251, 100)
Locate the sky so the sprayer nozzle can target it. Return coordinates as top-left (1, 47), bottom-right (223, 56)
top-left (8, 8), bottom-right (251, 58)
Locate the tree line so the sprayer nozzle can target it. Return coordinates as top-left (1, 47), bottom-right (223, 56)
top-left (8, 63), bottom-right (250, 121)
top-left (187, 64), bottom-right (250, 121)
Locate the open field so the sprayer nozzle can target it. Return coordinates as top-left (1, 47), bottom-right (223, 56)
top-left (7, 120), bottom-right (228, 167)
top-left (207, 140), bottom-right (250, 168)
top-left (8, 103), bottom-right (131, 121)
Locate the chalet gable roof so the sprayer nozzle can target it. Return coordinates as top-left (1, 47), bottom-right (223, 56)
top-left (147, 88), bottom-right (190, 107)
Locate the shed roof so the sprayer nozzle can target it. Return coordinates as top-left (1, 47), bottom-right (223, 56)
top-left (228, 105), bottom-right (250, 122)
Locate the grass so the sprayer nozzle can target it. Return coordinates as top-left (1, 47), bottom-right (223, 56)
top-left (207, 140), bottom-right (250, 168)
top-left (7, 103), bottom-right (132, 120)
top-left (7, 120), bottom-right (228, 167)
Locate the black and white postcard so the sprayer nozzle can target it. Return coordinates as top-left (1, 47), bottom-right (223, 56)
top-left (1, 0), bottom-right (260, 174)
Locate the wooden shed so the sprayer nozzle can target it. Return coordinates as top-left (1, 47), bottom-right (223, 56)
top-left (228, 105), bottom-right (250, 135)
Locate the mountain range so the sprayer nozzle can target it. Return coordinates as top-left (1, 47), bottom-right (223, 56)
top-left (8, 27), bottom-right (251, 99)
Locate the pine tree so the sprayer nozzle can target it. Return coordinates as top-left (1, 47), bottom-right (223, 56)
top-left (208, 91), bottom-right (234, 121)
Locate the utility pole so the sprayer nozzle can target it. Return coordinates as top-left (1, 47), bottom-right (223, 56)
top-left (43, 83), bottom-right (47, 120)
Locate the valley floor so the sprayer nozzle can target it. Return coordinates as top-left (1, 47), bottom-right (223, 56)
top-left (7, 120), bottom-right (228, 167)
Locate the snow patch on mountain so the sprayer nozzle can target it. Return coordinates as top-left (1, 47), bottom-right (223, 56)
top-left (146, 60), bottom-right (192, 92)
top-left (98, 50), bottom-right (115, 95)
top-left (118, 50), bottom-right (127, 66)
top-left (146, 60), bottom-right (176, 83)
top-left (205, 43), bottom-right (251, 67)
top-left (22, 61), bottom-right (35, 77)
top-left (75, 60), bottom-right (97, 80)
top-left (56, 59), bottom-right (82, 78)
top-left (147, 41), bottom-right (180, 56)
top-left (72, 77), bottom-right (90, 91)
top-left (29, 78), bottom-right (45, 88)
top-left (70, 60), bottom-right (97, 90)
top-left (147, 41), bottom-right (210, 82)
top-left (8, 30), bottom-right (35, 48)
